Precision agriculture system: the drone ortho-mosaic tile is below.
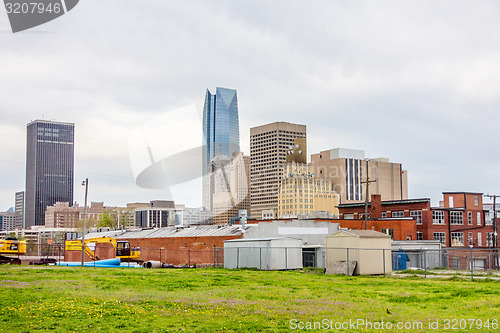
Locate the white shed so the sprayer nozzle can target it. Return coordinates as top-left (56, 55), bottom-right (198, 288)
top-left (223, 237), bottom-right (303, 270)
top-left (326, 230), bottom-right (392, 275)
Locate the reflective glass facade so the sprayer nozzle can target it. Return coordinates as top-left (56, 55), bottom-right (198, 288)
top-left (203, 87), bottom-right (240, 207)
top-left (25, 120), bottom-right (74, 228)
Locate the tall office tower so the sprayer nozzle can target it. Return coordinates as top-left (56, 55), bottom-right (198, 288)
top-left (15, 191), bottom-right (24, 229)
top-left (202, 87), bottom-right (240, 209)
top-left (310, 148), bottom-right (408, 204)
top-left (250, 122), bottom-right (307, 219)
top-left (25, 120), bottom-right (75, 228)
top-left (206, 152), bottom-right (250, 224)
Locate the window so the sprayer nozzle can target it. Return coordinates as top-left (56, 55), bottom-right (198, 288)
top-left (392, 211), bottom-right (404, 218)
top-left (433, 232), bottom-right (446, 245)
top-left (474, 196), bottom-right (479, 206)
top-left (477, 212), bottom-right (481, 225)
top-left (451, 232), bottom-right (464, 246)
top-left (344, 214), bottom-right (354, 219)
top-left (382, 228), bottom-right (394, 240)
top-left (486, 233), bottom-right (495, 246)
top-left (478, 232), bottom-right (482, 246)
top-left (433, 211), bottom-right (444, 224)
top-left (468, 232), bottom-right (473, 246)
top-left (410, 210), bottom-right (422, 225)
top-left (381, 212), bottom-right (387, 218)
top-left (450, 211), bottom-right (463, 225)
top-left (417, 231), bottom-right (423, 240)
top-left (449, 197), bottom-right (454, 208)
top-left (468, 211), bottom-right (472, 225)
top-left (485, 212), bottom-right (492, 225)
top-left (359, 213), bottom-right (370, 219)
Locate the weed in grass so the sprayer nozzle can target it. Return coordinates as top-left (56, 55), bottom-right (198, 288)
top-left (0, 266), bottom-right (498, 332)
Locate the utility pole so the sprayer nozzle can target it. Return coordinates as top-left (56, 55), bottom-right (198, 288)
top-left (362, 159), bottom-right (377, 230)
top-left (81, 178), bottom-right (89, 267)
top-left (485, 194), bottom-right (499, 270)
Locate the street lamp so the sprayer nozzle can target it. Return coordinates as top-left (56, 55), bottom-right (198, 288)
top-left (81, 178), bottom-right (89, 267)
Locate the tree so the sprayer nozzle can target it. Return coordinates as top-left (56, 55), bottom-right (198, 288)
top-left (75, 215), bottom-right (98, 231)
top-left (97, 211), bottom-right (117, 229)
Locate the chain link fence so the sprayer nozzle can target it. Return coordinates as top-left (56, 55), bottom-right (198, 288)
top-left (5, 243), bottom-right (500, 279)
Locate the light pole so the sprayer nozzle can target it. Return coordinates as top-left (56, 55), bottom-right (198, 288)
top-left (81, 178), bottom-right (89, 267)
top-left (495, 231), bottom-right (498, 270)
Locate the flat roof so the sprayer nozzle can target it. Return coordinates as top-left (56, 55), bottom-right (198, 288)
top-left (84, 225), bottom-right (253, 239)
top-left (224, 237), bottom-right (301, 243)
top-left (330, 229), bottom-right (391, 238)
top-left (338, 198), bottom-right (430, 208)
top-left (442, 192), bottom-right (483, 195)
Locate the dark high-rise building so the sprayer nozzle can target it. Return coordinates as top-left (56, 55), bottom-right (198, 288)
top-left (202, 87), bottom-right (240, 209)
top-left (25, 120), bottom-right (75, 228)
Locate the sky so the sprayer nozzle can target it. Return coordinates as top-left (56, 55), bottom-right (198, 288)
top-left (1, 0), bottom-right (500, 210)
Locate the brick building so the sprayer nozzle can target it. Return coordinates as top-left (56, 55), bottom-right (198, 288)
top-left (82, 226), bottom-right (245, 266)
top-left (338, 193), bottom-right (496, 248)
top-left (236, 216), bottom-right (416, 241)
top-left (45, 202), bottom-right (104, 228)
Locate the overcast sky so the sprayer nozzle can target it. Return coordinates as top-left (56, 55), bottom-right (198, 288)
top-left (1, 0), bottom-right (500, 210)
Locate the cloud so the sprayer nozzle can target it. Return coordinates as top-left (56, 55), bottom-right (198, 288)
top-left (1, 0), bottom-right (500, 210)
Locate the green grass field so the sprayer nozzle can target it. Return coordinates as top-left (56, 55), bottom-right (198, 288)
top-left (0, 266), bottom-right (498, 332)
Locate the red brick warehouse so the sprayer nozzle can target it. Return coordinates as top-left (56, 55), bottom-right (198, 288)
top-left (338, 193), bottom-right (496, 247)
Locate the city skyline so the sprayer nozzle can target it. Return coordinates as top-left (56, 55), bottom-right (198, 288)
top-left (1, 1), bottom-right (500, 210)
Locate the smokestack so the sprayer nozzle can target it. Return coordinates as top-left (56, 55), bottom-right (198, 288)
top-left (239, 210), bottom-right (248, 232)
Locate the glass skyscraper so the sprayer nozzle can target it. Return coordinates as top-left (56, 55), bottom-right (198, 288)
top-left (25, 120), bottom-right (75, 228)
top-left (203, 87), bottom-right (240, 208)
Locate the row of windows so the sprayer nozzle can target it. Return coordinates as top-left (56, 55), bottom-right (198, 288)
top-left (281, 205), bottom-right (314, 209)
top-left (432, 231), bottom-right (495, 246)
top-left (251, 131), bottom-right (305, 138)
top-left (375, 210), bottom-right (485, 226)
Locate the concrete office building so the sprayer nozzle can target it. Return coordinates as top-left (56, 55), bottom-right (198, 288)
top-left (180, 207), bottom-right (212, 225)
top-left (135, 200), bottom-right (176, 228)
top-left (15, 191), bottom-right (24, 229)
top-left (205, 152), bottom-right (250, 225)
top-left (25, 120), bottom-right (74, 228)
top-left (0, 211), bottom-right (16, 231)
top-left (277, 162), bottom-right (339, 218)
top-left (311, 148), bottom-right (408, 204)
top-left (250, 122), bottom-right (307, 219)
